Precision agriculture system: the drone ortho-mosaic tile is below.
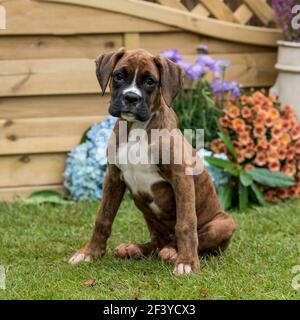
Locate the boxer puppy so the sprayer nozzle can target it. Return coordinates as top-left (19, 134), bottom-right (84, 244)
top-left (69, 48), bottom-right (235, 275)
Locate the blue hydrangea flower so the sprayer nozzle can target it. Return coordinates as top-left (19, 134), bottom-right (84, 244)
top-left (64, 116), bottom-right (117, 201)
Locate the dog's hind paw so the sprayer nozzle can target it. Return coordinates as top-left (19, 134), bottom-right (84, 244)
top-left (173, 263), bottom-right (192, 275)
top-left (68, 251), bottom-right (93, 265)
top-left (159, 247), bottom-right (178, 263)
top-left (114, 243), bottom-right (142, 258)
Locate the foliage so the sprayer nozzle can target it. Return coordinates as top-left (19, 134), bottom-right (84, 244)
top-left (161, 47), bottom-right (241, 147)
top-left (272, 0), bottom-right (300, 42)
top-left (24, 190), bottom-right (71, 205)
top-left (209, 91), bottom-right (300, 208)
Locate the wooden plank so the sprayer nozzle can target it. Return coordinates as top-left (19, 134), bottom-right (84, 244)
top-left (140, 32), bottom-right (275, 55)
top-left (0, 153), bottom-right (66, 187)
top-left (0, 51), bottom-right (277, 98)
top-left (0, 115), bottom-right (105, 155)
top-left (0, 35), bottom-right (123, 60)
top-left (157, 0), bottom-right (188, 11)
top-left (124, 33), bottom-right (141, 50)
top-left (0, 94), bottom-right (109, 119)
top-left (0, 58), bottom-right (99, 97)
top-left (200, 0), bottom-right (238, 23)
top-left (243, 0), bottom-right (275, 26)
top-left (42, 0), bottom-right (281, 47)
top-left (191, 3), bottom-right (210, 17)
top-left (0, 184), bottom-right (66, 202)
top-left (0, 0), bottom-right (177, 35)
top-left (234, 4), bottom-right (253, 25)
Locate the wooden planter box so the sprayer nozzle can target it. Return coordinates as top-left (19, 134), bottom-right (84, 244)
top-left (0, 0), bottom-right (280, 201)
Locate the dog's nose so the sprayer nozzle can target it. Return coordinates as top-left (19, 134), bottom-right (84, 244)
top-left (123, 92), bottom-right (141, 105)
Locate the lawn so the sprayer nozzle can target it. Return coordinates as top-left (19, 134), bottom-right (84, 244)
top-left (0, 196), bottom-right (299, 300)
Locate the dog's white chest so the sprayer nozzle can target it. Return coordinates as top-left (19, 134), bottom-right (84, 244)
top-left (116, 126), bottom-right (164, 196)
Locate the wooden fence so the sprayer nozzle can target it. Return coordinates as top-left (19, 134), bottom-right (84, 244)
top-left (0, 0), bottom-right (281, 201)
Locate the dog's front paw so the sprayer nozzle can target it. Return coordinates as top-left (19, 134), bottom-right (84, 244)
top-left (159, 247), bottom-right (178, 263)
top-left (114, 243), bottom-right (142, 258)
top-left (68, 247), bottom-right (105, 265)
top-left (173, 257), bottom-right (200, 275)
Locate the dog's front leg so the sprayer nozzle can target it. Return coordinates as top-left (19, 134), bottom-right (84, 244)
top-left (69, 165), bottom-right (125, 264)
top-left (171, 173), bottom-right (199, 275)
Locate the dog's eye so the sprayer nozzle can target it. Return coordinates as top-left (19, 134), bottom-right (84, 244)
top-left (145, 78), bottom-right (155, 86)
top-left (114, 73), bottom-right (124, 82)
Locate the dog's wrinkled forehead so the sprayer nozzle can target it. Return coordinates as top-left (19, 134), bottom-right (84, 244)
top-left (114, 50), bottom-right (160, 83)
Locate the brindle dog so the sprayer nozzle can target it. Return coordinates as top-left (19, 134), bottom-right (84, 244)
top-left (69, 48), bottom-right (235, 275)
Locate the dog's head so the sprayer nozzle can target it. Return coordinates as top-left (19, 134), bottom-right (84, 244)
top-left (95, 48), bottom-right (183, 122)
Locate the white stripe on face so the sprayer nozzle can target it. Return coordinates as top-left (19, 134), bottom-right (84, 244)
top-left (122, 69), bottom-right (142, 97)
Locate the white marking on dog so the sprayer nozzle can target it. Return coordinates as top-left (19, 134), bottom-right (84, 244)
top-left (122, 69), bottom-right (142, 97)
top-left (116, 121), bottom-right (165, 197)
top-left (149, 201), bottom-right (161, 215)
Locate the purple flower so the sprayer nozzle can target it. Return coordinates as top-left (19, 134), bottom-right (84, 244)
top-left (211, 59), bottom-right (231, 73)
top-left (177, 59), bottom-right (192, 72)
top-left (185, 63), bottom-right (205, 80)
top-left (210, 77), bottom-right (241, 97)
top-left (196, 55), bottom-right (215, 70)
top-left (161, 49), bottom-right (183, 63)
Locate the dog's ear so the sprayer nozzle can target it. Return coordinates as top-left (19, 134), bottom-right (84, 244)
top-left (154, 55), bottom-right (184, 107)
top-left (95, 47), bottom-right (126, 95)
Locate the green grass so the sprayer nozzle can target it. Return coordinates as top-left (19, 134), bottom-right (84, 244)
top-left (0, 196), bottom-right (299, 300)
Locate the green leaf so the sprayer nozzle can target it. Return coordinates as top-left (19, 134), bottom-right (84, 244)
top-left (217, 128), bottom-right (238, 161)
top-left (204, 156), bottom-right (239, 176)
top-left (218, 185), bottom-right (233, 210)
top-left (248, 168), bottom-right (295, 187)
top-left (250, 183), bottom-right (267, 206)
top-left (24, 190), bottom-right (71, 205)
top-left (80, 126), bottom-right (92, 144)
top-left (238, 182), bottom-right (249, 211)
top-left (239, 170), bottom-right (253, 187)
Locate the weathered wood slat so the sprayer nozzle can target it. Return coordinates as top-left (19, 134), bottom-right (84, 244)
top-left (0, 116), bottom-right (105, 155)
top-left (200, 0), bottom-right (238, 23)
top-left (191, 3), bottom-right (210, 17)
top-left (234, 4), bottom-right (253, 25)
top-left (0, 35), bottom-right (123, 60)
top-left (0, 153), bottom-right (66, 187)
top-left (0, 94), bottom-right (110, 119)
top-left (1, 0), bottom-right (177, 35)
top-left (0, 184), bottom-right (66, 202)
top-left (156, 0), bottom-right (188, 11)
top-left (124, 33), bottom-right (141, 50)
top-left (0, 53), bottom-right (277, 97)
top-left (243, 0), bottom-right (275, 26)
top-left (40, 0), bottom-right (281, 47)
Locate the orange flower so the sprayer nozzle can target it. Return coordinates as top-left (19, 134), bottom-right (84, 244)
top-left (277, 188), bottom-right (290, 199)
top-left (244, 164), bottom-right (255, 171)
top-left (268, 160), bottom-right (280, 172)
top-left (232, 118), bottom-right (245, 132)
top-left (281, 165), bottom-right (296, 177)
top-left (253, 118), bottom-right (265, 128)
top-left (237, 149), bottom-right (246, 164)
top-left (295, 140), bottom-right (300, 154)
top-left (273, 118), bottom-right (283, 130)
top-left (257, 109), bottom-right (268, 120)
top-left (277, 146), bottom-right (287, 161)
top-left (219, 116), bottom-right (230, 128)
top-left (291, 125), bottom-right (300, 140)
top-left (268, 108), bottom-right (280, 120)
top-left (264, 190), bottom-right (277, 202)
top-left (271, 127), bottom-right (283, 139)
top-left (254, 151), bottom-right (267, 166)
top-left (265, 117), bottom-right (274, 128)
top-left (269, 138), bottom-right (280, 150)
top-left (286, 145), bottom-right (295, 160)
top-left (256, 138), bottom-right (268, 151)
top-left (226, 106), bottom-right (240, 119)
top-left (245, 145), bottom-right (255, 159)
top-left (280, 133), bottom-right (291, 145)
top-left (282, 120), bottom-right (291, 132)
top-left (211, 139), bottom-right (226, 154)
top-left (241, 107), bottom-right (252, 119)
top-left (253, 126), bottom-right (266, 138)
top-left (267, 150), bottom-right (278, 163)
top-left (238, 131), bottom-right (251, 146)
